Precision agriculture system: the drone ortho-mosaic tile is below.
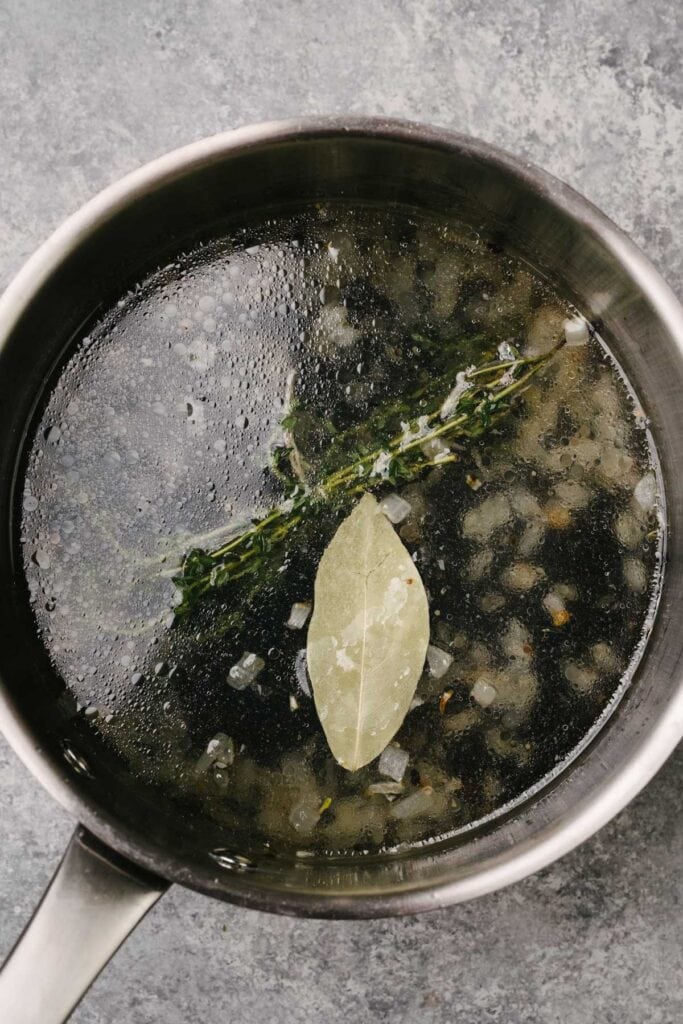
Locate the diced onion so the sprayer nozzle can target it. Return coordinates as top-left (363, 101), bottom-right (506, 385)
top-left (286, 601), bottom-right (311, 629)
top-left (479, 592), bottom-right (506, 614)
top-left (590, 642), bottom-right (618, 671)
top-left (563, 661), bottom-right (598, 693)
top-left (391, 787), bottom-right (434, 820)
top-left (462, 494), bottom-right (511, 542)
top-left (633, 472), bottom-right (657, 511)
top-left (380, 493), bottom-right (412, 524)
top-left (295, 649), bottom-right (311, 696)
top-left (378, 743), bottom-right (410, 782)
top-left (427, 644), bottom-right (453, 679)
top-left (543, 591), bottom-right (565, 616)
top-left (623, 557), bottom-right (648, 594)
top-left (367, 780), bottom-right (405, 798)
top-left (501, 562), bottom-right (545, 592)
top-left (228, 652), bottom-right (265, 690)
top-left (471, 677), bottom-right (497, 707)
top-left (196, 732), bottom-right (235, 772)
top-left (563, 316), bottom-right (590, 347)
top-left (288, 800), bottom-right (320, 834)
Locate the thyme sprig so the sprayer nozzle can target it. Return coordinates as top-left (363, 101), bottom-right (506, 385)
top-left (173, 340), bottom-right (565, 613)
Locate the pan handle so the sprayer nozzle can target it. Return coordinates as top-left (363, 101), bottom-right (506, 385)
top-left (0, 825), bottom-right (168, 1023)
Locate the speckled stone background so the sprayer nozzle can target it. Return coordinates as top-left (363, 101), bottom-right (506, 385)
top-left (0, 2), bottom-right (682, 1022)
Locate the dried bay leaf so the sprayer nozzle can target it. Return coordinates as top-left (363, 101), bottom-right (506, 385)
top-left (307, 492), bottom-right (429, 771)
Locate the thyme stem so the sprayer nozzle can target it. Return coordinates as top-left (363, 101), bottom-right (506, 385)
top-left (173, 339), bottom-right (564, 612)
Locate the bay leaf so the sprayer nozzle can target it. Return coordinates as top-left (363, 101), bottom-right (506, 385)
top-left (307, 492), bottom-right (430, 771)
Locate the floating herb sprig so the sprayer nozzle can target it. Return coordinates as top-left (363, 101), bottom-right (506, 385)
top-left (173, 340), bottom-right (565, 614)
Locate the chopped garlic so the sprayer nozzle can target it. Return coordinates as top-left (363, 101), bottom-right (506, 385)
top-left (543, 504), bottom-right (571, 531)
top-left (462, 493), bottom-right (511, 542)
top-left (501, 562), bottom-right (545, 592)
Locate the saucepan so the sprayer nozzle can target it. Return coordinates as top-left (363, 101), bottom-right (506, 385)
top-left (0, 118), bottom-right (682, 1023)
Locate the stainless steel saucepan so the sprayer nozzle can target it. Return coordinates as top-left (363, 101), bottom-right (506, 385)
top-left (0, 117), bottom-right (681, 1023)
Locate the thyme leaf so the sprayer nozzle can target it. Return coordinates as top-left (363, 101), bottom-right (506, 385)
top-left (173, 339), bottom-right (565, 614)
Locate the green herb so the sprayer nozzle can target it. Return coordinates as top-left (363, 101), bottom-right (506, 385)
top-left (173, 340), bottom-right (565, 614)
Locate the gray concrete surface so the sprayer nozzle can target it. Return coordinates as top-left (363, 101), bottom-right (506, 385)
top-left (0, 1), bottom-right (682, 1021)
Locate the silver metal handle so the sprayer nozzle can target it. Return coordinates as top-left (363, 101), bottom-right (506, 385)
top-left (0, 826), bottom-right (168, 1023)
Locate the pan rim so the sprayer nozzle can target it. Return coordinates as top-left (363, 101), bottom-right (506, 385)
top-left (1, 115), bottom-right (682, 918)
